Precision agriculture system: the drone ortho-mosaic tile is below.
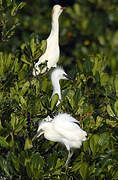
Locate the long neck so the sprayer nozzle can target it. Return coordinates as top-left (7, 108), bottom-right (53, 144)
top-left (48, 15), bottom-right (59, 39)
top-left (52, 79), bottom-right (61, 99)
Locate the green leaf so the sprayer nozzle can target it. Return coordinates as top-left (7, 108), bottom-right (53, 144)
top-left (15, 118), bottom-right (25, 133)
top-left (0, 136), bottom-right (9, 148)
top-left (17, 2), bottom-right (26, 10)
top-left (20, 81), bottom-right (30, 95)
top-left (11, 113), bottom-right (16, 130)
top-left (10, 152), bottom-right (20, 171)
top-left (0, 52), bottom-right (4, 77)
top-left (55, 158), bottom-right (64, 168)
top-left (92, 56), bottom-right (102, 76)
top-left (30, 153), bottom-right (44, 170)
top-left (114, 77), bottom-right (118, 96)
top-left (98, 132), bottom-right (110, 150)
top-left (5, 53), bottom-right (12, 69)
top-left (112, 31), bottom-right (118, 48)
top-left (90, 134), bottom-right (99, 155)
top-left (14, 58), bottom-right (20, 72)
top-left (24, 137), bottom-right (33, 150)
top-left (98, 35), bottom-right (105, 45)
top-left (0, 120), bottom-right (3, 130)
top-left (106, 119), bottom-right (117, 127)
top-left (96, 116), bottom-right (103, 128)
top-left (114, 100), bottom-right (118, 116)
top-left (107, 104), bottom-right (115, 117)
top-left (72, 161), bottom-right (81, 172)
top-left (30, 38), bottom-right (36, 57)
top-left (100, 72), bottom-right (109, 86)
top-left (11, 2), bottom-right (26, 16)
top-left (113, 170), bottom-right (118, 179)
top-left (74, 3), bottom-right (81, 15)
top-left (0, 156), bottom-right (10, 177)
top-left (26, 162), bottom-right (32, 178)
top-left (51, 94), bottom-right (59, 110)
top-left (26, 153), bottom-right (44, 179)
top-left (83, 140), bottom-right (89, 152)
top-left (40, 40), bottom-right (47, 54)
top-left (79, 162), bottom-right (89, 180)
top-left (21, 54), bottom-right (31, 65)
top-left (83, 58), bottom-right (92, 74)
top-left (11, 6), bottom-right (17, 16)
top-left (34, 47), bottom-right (42, 60)
top-left (20, 96), bottom-right (27, 108)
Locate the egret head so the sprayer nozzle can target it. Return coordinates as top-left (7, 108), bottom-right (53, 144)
top-left (52, 5), bottom-right (64, 18)
top-left (51, 67), bottom-right (73, 83)
top-left (33, 116), bottom-right (53, 140)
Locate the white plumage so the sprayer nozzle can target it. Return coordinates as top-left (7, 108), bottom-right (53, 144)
top-left (51, 67), bottom-right (72, 101)
top-left (33, 5), bottom-right (64, 76)
top-left (34, 113), bottom-right (87, 165)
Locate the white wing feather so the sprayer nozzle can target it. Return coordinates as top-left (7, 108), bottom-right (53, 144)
top-left (53, 113), bottom-right (87, 142)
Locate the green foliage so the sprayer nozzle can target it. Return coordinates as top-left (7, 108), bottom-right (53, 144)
top-left (0, 0), bottom-right (118, 179)
top-left (51, 94), bottom-right (59, 111)
top-left (0, 0), bottom-right (26, 47)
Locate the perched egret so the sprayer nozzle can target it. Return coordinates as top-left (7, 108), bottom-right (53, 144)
top-left (51, 67), bottom-right (73, 104)
top-left (33, 113), bottom-right (87, 165)
top-left (33, 5), bottom-right (64, 76)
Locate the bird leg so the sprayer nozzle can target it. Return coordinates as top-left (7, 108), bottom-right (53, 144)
top-left (65, 149), bottom-right (73, 166)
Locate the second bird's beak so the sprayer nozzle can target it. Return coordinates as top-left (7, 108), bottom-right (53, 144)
top-left (32, 129), bottom-right (44, 141)
top-left (64, 74), bottom-right (74, 80)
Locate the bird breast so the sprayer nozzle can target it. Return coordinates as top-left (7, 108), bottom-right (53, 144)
top-left (44, 130), bottom-right (61, 142)
top-left (44, 124), bottom-right (61, 142)
top-left (39, 41), bottom-right (59, 68)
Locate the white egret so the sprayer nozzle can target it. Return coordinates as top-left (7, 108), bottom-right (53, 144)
top-left (51, 67), bottom-right (73, 104)
top-left (33, 5), bottom-right (64, 76)
top-left (33, 113), bottom-right (87, 165)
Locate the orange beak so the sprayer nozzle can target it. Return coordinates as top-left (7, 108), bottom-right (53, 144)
top-left (61, 7), bottom-right (65, 10)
